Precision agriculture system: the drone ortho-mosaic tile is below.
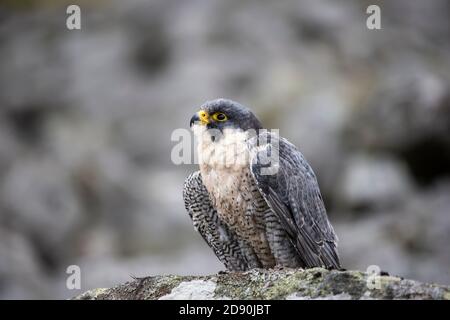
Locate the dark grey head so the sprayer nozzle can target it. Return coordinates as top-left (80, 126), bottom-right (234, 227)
top-left (190, 98), bottom-right (263, 131)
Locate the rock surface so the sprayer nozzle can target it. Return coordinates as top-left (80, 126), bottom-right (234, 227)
top-left (75, 268), bottom-right (450, 300)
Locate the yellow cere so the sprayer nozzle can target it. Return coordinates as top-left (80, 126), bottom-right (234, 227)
top-left (198, 110), bottom-right (210, 124)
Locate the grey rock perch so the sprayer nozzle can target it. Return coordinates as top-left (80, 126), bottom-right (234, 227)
top-left (74, 268), bottom-right (450, 300)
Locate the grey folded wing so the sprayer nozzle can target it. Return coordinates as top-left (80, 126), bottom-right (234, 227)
top-left (248, 132), bottom-right (341, 269)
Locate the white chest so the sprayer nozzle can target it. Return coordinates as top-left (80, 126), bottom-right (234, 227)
top-left (194, 126), bottom-right (252, 205)
top-left (201, 165), bottom-right (249, 202)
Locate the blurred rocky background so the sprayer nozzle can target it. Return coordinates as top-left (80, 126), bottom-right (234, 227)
top-left (0, 0), bottom-right (449, 299)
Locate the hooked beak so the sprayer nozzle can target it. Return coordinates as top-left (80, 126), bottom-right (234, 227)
top-left (190, 110), bottom-right (210, 127)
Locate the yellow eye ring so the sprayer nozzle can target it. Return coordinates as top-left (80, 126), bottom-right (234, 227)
top-left (212, 112), bottom-right (228, 122)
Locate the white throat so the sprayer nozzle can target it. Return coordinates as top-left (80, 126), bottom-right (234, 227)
top-left (192, 125), bottom-right (250, 171)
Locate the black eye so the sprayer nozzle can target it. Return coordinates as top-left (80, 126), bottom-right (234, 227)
top-left (213, 112), bottom-right (228, 122)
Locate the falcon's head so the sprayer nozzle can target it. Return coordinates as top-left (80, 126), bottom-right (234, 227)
top-left (190, 99), bottom-right (263, 132)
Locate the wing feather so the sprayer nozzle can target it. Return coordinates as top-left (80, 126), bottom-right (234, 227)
top-left (248, 132), bottom-right (341, 269)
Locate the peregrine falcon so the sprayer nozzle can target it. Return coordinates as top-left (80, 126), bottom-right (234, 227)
top-left (183, 99), bottom-right (340, 271)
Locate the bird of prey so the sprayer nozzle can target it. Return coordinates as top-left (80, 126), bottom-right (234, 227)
top-left (183, 99), bottom-right (340, 271)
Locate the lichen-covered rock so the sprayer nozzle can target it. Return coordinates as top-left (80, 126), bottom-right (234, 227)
top-left (74, 268), bottom-right (450, 300)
